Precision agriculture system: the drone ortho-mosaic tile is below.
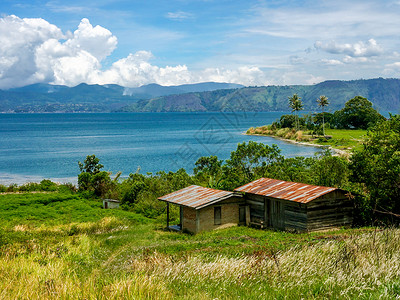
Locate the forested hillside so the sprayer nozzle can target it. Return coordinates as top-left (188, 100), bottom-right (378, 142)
top-left (121, 78), bottom-right (400, 112)
top-left (0, 82), bottom-right (242, 113)
top-left (1, 78), bottom-right (399, 113)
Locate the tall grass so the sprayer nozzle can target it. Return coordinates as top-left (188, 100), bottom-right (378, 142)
top-left (1, 226), bottom-right (400, 298)
top-left (1, 192), bottom-right (399, 299)
top-left (127, 229), bottom-right (400, 299)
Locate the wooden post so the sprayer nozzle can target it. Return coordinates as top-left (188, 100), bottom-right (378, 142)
top-left (166, 202), bottom-right (170, 230)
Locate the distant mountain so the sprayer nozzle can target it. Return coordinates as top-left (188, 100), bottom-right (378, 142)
top-left (122, 82), bottom-right (243, 98)
top-left (120, 78), bottom-right (400, 113)
top-left (1, 79), bottom-right (399, 113)
top-left (0, 82), bottom-right (243, 113)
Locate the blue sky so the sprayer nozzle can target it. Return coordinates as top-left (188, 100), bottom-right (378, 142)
top-left (1, 0), bottom-right (400, 88)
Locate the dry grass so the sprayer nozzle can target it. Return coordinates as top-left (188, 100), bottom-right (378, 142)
top-left (0, 255), bottom-right (171, 299)
top-left (1, 216), bottom-right (400, 299)
top-left (127, 229), bottom-right (400, 298)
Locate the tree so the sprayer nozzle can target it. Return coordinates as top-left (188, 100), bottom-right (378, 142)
top-left (194, 156), bottom-right (223, 189)
top-left (77, 154), bottom-right (117, 197)
top-left (311, 149), bottom-right (350, 188)
top-left (317, 95), bottom-right (329, 136)
top-left (350, 115), bottom-right (400, 222)
top-left (224, 141), bottom-right (282, 187)
top-left (336, 96), bottom-right (385, 129)
top-left (288, 94), bottom-right (304, 130)
top-left (78, 154), bottom-right (104, 174)
top-left (194, 156), bottom-right (222, 178)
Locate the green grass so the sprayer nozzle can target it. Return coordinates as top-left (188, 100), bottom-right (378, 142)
top-left (0, 192), bottom-right (147, 229)
top-left (314, 128), bottom-right (367, 150)
top-left (0, 192), bottom-right (399, 299)
top-left (247, 126), bottom-right (367, 152)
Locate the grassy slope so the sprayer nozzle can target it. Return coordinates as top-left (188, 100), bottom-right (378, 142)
top-left (1, 192), bottom-right (400, 299)
top-left (247, 126), bottom-right (367, 151)
top-left (313, 128), bottom-right (367, 150)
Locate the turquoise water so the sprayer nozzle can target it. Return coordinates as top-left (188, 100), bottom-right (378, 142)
top-left (0, 112), bottom-right (321, 184)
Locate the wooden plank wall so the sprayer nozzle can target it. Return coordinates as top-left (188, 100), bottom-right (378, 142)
top-left (283, 201), bottom-right (308, 231)
top-left (244, 190), bottom-right (354, 232)
top-left (306, 190), bottom-right (353, 231)
top-left (246, 194), bottom-right (265, 227)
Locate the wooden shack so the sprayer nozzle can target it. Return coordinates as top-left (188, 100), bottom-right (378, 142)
top-left (103, 199), bottom-right (120, 209)
top-left (234, 178), bottom-right (354, 232)
top-left (158, 185), bottom-right (245, 234)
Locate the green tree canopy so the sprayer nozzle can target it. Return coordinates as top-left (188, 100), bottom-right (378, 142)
top-left (336, 96), bottom-right (385, 129)
top-left (350, 115), bottom-right (400, 221)
top-left (78, 154), bottom-right (104, 174)
top-left (77, 155), bottom-right (117, 197)
top-left (224, 141), bottom-right (282, 187)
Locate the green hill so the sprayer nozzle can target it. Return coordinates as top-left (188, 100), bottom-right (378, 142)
top-left (120, 78), bottom-right (400, 112)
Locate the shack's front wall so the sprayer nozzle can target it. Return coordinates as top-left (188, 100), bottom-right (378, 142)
top-left (198, 202), bottom-right (239, 232)
top-left (244, 190), bottom-right (353, 232)
top-left (306, 190), bottom-right (353, 231)
top-left (181, 197), bottom-right (243, 234)
top-left (246, 194), bottom-right (265, 226)
top-left (182, 206), bottom-right (197, 233)
top-left (283, 200), bottom-right (307, 231)
top-left (245, 194), bottom-right (307, 231)
top-left (103, 200), bottom-right (120, 209)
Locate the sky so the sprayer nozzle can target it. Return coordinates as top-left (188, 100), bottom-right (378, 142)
top-left (1, 0), bottom-right (400, 89)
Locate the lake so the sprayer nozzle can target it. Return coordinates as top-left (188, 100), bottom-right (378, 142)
top-left (0, 112), bottom-right (322, 184)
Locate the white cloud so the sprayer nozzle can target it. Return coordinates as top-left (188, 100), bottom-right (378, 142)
top-left (342, 56), bottom-right (371, 63)
top-left (314, 39), bottom-right (383, 57)
top-left (0, 15), bottom-right (274, 89)
top-left (197, 66), bottom-right (267, 86)
top-left (95, 51), bottom-right (192, 87)
top-left (385, 62), bottom-right (400, 69)
top-left (65, 18), bottom-right (117, 61)
top-left (245, 1), bottom-right (400, 40)
top-left (289, 55), bottom-right (306, 65)
top-left (0, 15), bottom-right (64, 88)
top-left (166, 11), bottom-right (194, 21)
top-left (383, 62), bottom-right (400, 75)
top-left (320, 59), bottom-right (343, 65)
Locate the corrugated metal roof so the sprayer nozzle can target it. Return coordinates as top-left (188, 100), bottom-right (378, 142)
top-left (234, 178), bottom-right (337, 203)
top-left (158, 185), bottom-right (235, 209)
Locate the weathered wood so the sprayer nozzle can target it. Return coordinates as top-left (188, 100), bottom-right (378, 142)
top-left (247, 199), bottom-right (264, 207)
top-left (166, 202), bottom-right (170, 230)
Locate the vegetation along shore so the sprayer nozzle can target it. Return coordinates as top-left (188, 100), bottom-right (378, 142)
top-left (246, 95), bottom-right (385, 154)
top-left (1, 100), bottom-right (400, 297)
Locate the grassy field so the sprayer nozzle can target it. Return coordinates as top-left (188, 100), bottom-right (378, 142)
top-left (246, 126), bottom-right (367, 151)
top-left (315, 128), bottom-right (367, 150)
top-left (1, 192), bottom-right (400, 299)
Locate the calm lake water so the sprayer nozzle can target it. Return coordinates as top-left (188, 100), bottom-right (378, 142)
top-left (0, 112), bottom-right (322, 184)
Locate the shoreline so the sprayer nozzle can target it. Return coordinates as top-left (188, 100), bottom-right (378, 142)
top-left (244, 132), bottom-right (350, 157)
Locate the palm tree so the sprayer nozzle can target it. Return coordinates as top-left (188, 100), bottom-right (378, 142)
top-left (288, 94), bottom-right (303, 131)
top-left (317, 95), bottom-right (329, 136)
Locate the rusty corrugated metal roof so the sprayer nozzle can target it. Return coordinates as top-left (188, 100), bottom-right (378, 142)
top-left (158, 185), bottom-right (234, 209)
top-left (234, 178), bottom-right (337, 203)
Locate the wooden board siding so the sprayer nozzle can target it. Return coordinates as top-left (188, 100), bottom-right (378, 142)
top-left (270, 199), bottom-right (285, 230)
top-left (243, 189), bottom-right (353, 232)
top-left (306, 190), bottom-right (353, 231)
top-left (246, 194), bottom-right (265, 226)
top-left (283, 201), bottom-right (308, 231)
